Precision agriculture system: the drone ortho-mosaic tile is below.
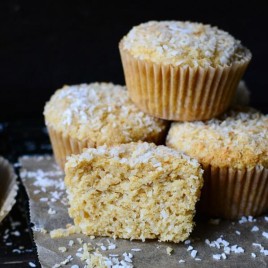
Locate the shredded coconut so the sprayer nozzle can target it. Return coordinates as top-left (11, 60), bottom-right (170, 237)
top-left (262, 232), bottom-right (268, 239)
top-left (44, 83), bottom-right (167, 146)
top-left (122, 21), bottom-right (250, 68)
top-left (251, 226), bottom-right (259, 232)
top-left (167, 108), bottom-right (268, 169)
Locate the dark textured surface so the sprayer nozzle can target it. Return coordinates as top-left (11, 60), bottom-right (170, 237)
top-left (0, 122), bottom-right (51, 267)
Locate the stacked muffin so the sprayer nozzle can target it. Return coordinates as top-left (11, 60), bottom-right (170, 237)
top-left (44, 20), bottom-right (265, 243)
top-left (119, 21), bottom-right (251, 121)
top-left (120, 21), bottom-right (267, 220)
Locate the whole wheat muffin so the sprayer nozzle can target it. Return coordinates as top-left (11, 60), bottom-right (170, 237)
top-left (65, 142), bottom-right (203, 243)
top-left (119, 21), bottom-right (251, 121)
top-left (44, 83), bottom-right (168, 169)
top-left (166, 107), bottom-right (268, 219)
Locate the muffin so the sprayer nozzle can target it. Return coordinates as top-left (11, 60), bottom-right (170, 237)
top-left (119, 21), bottom-right (251, 121)
top-left (166, 107), bottom-right (268, 219)
top-left (65, 142), bottom-right (203, 242)
top-left (44, 83), bottom-right (168, 169)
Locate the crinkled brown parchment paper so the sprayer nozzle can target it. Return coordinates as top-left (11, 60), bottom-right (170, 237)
top-left (19, 155), bottom-right (268, 268)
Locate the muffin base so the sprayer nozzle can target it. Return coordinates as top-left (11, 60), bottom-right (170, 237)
top-left (47, 125), bottom-right (169, 170)
top-left (198, 165), bottom-right (268, 219)
top-left (119, 42), bottom-right (251, 121)
top-left (47, 126), bottom-right (96, 170)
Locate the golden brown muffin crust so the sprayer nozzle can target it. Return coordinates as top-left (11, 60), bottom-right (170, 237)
top-left (121, 21), bottom-right (251, 68)
top-left (166, 107), bottom-right (268, 169)
top-left (44, 83), bottom-right (168, 146)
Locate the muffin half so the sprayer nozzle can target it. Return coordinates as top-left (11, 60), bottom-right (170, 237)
top-left (65, 142), bottom-right (203, 242)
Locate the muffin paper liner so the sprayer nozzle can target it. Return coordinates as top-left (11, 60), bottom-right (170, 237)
top-left (47, 125), bottom-right (168, 169)
top-left (119, 42), bottom-right (251, 121)
top-left (47, 126), bottom-right (96, 169)
top-left (198, 165), bottom-right (268, 219)
top-left (0, 157), bottom-right (18, 222)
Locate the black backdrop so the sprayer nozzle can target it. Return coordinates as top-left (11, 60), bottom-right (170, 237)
top-left (1, 0), bottom-right (268, 121)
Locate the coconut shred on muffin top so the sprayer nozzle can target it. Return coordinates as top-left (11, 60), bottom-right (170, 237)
top-left (121, 21), bottom-right (250, 68)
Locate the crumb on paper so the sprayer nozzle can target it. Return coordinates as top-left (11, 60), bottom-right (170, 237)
top-left (48, 208), bottom-right (56, 215)
top-left (50, 225), bottom-right (81, 238)
top-left (32, 226), bottom-right (47, 234)
top-left (52, 255), bottom-right (73, 268)
top-left (166, 246), bottom-right (173, 255)
top-left (58, 247), bottom-right (67, 253)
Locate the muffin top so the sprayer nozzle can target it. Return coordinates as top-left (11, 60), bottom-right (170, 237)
top-left (44, 83), bottom-right (168, 145)
top-left (166, 108), bottom-right (268, 169)
top-left (66, 142), bottom-right (202, 176)
top-left (121, 21), bottom-right (250, 68)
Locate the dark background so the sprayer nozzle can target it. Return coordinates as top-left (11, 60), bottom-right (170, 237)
top-left (0, 0), bottom-right (268, 122)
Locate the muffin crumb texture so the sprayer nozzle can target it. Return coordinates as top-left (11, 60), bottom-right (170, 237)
top-left (65, 142), bottom-right (203, 243)
top-left (166, 108), bottom-right (268, 169)
top-left (44, 83), bottom-right (168, 145)
top-left (122, 21), bottom-right (250, 67)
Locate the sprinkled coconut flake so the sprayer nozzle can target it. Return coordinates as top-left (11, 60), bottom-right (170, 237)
top-left (44, 83), bottom-right (167, 145)
top-left (251, 226), bottom-right (259, 232)
top-left (190, 250), bottom-right (198, 258)
top-left (122, 21), bottom-right (249, 67)
top-left (262, 232), bottom-right (268, 239)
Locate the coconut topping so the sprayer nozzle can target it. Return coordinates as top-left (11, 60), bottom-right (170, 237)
top-left (44, 83), bottom-right (167, 145)
top-left (166, 107), bottom-right (268, 169)
top-left (66, 142), bottom-right (201, 171)
top-left (121, 21), bottom-right (250, 67)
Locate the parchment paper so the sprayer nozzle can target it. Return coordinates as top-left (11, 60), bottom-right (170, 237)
top-left (0, 156), bottom-right (18, 222)
top-left (19, 155), bottom-right (268, 268)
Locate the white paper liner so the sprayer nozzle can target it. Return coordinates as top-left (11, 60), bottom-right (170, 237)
top-left (119, 42), bottom-right (251, 121)
top-left (198, 165), bottom-right (268, 219)
top-left (0, 156), bottom-right (18, 222)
